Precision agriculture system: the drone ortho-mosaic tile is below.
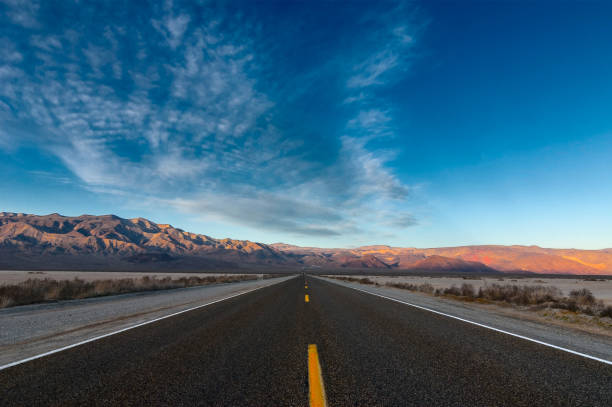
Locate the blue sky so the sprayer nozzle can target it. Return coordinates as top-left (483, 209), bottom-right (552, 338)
top-left (1, 0), bottom-right (611, 249)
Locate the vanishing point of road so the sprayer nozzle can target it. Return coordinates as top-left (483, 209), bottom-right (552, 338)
top-left (1, 276), bottom-right (611, 406)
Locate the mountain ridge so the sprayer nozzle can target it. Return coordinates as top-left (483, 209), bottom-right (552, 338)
top-left (1, 212), bottom-right (611, 274)
top-left (0, 212), bottom-right (289, 270)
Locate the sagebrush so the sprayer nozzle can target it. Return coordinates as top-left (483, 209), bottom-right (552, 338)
top-left (330, 276), bottom-right (611, 318)
top-left (0, 274), bottom-right (265, 308)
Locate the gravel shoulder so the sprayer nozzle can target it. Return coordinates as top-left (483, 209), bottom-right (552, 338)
top-left (0, 275), bottom-right (294, 367)
top-left (321, 276), bottom-right (612, 362)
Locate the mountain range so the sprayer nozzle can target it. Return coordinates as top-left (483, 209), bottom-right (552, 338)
top-left (1, 212), bottom-right (611, 274)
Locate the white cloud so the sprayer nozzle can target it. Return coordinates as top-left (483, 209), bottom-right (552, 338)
top-left (0, 38), bottom-right (23, 62)
top-left (347, 109), bottom-right (392, 138)
top-left (152, 13), bottom-right (191, 49)
top-left (348, 50), bottom-right (399, 88)
top-left (28, 170), bottom-right (73, 185)
top-left (0, 4), bottom-right (280, 195)
top-left (0, 0), bottom-right (421, 240)
top-left (153, 149), bottom-right (208, 180)
top-left (346, 19), bottom-right (418, 90)
top-left (330, 11), bottom-right (421, 236)
top-left (31, 35), bottom-right (62, 51)
top-left (166, 14), bottom-right (190, 48)
top-left (343, 92), bottom-right (367, 104)
top-left (168, 190), bottom-right (351, 237)
top-left (0, 65), bottom-right (22, 79)
top-left (339, 135), bottom-right (410, 201)
top-left (393, 25), bottom-right (414, 44)
top-left (1, 0), bottom-right (39, 28)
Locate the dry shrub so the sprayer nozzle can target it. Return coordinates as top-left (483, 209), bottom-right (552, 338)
top-left (331, 276), bottom-right (357, 283)
top-left (600, 306), bottom-right (612, 318)
top-left (476, 284), bottom-right (561, 306)
top-left (463, 284), bottom-right (609, 317)
top-left (331, 276), bottom-right (433, 294)
top-left (385, 281), bottom-right (435, 295)
top-left (443, 285), bottom-right (461, 296)
top-left (418, 283), bottom-right (435, 294)
top-left (0, 274), bottom-right (260, 308)
top-left (384, 279), bottom-right (611, 318)
top-left (330, 276), bottom-right (612, 319)
top-left (440, 284), bottom-right (476, 297)
top-left (569, 288), bottom-right (596, 306)
top-left (461, 283), bottom-right (475, 297)
top-left (386, 282), bottom-right (415, 290)
top-left (0, 295), bottom-right (14, 308)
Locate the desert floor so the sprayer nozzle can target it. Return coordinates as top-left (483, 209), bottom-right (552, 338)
top-left (0, 270), bottom-right (254, 284)
top-left (341, 275), bottom-right (612, 305)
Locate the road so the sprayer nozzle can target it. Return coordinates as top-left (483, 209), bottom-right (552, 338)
top-left (1, 276), bottom-right (611, 406)
top-left (0, 276), bottom-right (293, 367)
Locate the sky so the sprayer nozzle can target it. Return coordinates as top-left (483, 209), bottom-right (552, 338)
top-left (1, 0), bottom-right (611, 249)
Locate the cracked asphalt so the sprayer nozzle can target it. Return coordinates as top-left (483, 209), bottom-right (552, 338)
top-left (1, 276), bottom-right (610, 406)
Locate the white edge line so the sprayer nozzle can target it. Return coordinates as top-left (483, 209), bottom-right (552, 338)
top-left (320, 277), bottom-right (612, 366)
top-left (0, 277), bottom-right (292, 371)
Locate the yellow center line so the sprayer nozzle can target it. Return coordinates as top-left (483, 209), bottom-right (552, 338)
top-left (308, 344), bottom-right (327, 407)
top-left (305, 294), bottom-right (310, 302)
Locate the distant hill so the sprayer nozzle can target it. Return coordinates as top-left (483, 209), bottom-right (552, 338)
top-left (0, 212), bottom-right (289, 271)
top-left (409, 255), bottom-right (498, 273)
top-left (271, 244), bottom-right (612, 275)
top-left (1, 212), bottom-right (611, 274)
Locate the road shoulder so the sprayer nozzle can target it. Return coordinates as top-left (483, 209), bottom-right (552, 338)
top-left (320, 276), bottom-right (612, 362)
top-left (0, 276), bottom-right (294, 367)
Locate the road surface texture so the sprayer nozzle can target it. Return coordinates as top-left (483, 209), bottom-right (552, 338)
top-left (324, 277), bottom-right (612, 361)
top-left (0, 276), bottom-right (293, 366)
top-left (1, 276), bottom-right (611, 406)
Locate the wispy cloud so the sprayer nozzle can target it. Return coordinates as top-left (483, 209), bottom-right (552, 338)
top-left (346, 21), bottom-right (416, 89)
top-left (0, 0), bottom-right (40, 28)
top-left (28, 170), bottom-right (73, 185)
top-left (339, 136), bottom-right (410, 201)
top-left (0, 0), bottom-right (422, 241)
top-left (347, 109), bottom-right (393, 139)
top-left (333, 4), bottom-right (422, 235)
top-left (169, 192), bottom-right (349, 237)
top-left (0, 128), bottom-right (12, 149)
top-left (347, 50), bottom-right (399, 89)
top-left (152, 11), bottom-right (191, 49)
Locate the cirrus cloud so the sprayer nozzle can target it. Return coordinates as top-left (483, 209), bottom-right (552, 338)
top-left (0, 0), bottom-right (422, 242)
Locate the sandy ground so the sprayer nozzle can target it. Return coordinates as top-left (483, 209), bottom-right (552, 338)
top-left (0, 270), bottom-right (258, 284)
top-left (339, 275), bottom-right (612, 305)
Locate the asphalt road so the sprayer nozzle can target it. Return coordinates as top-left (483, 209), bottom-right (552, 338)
top-left (0, 276), bottom-right (294, 366)
top-left (1, 276), bottom-right (611, 406)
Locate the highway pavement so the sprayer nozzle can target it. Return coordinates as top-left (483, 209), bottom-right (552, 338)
top-left (0, 276), bottom-right (294, 367)
top-left (1, 275), bottom-right (611, 406)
